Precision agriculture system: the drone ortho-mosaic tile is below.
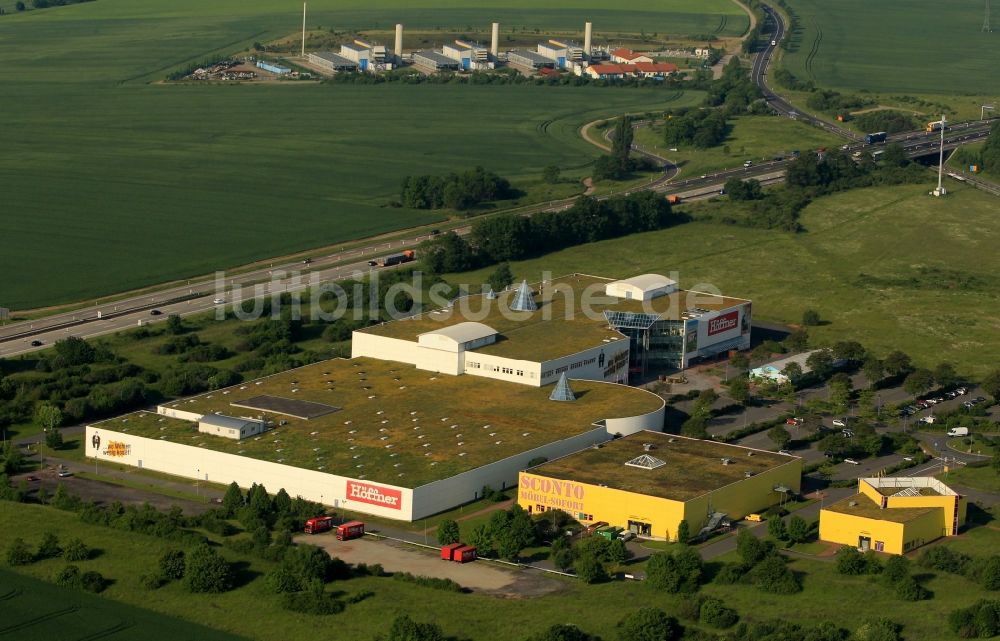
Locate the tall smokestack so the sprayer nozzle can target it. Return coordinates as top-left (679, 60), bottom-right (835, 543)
top-left (584, 21), bottom-right (592, 57)
top-left (394, 23), bottom-right (403, 58)
top-left (301, 2), bottom-right (307, 58)
top-left (491, 22), bottom-right (500, 57)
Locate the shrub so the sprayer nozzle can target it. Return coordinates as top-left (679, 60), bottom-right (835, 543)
top-left (854, 617), bottom-right (902, 641)
top-left (159, 548), bottom-right (186, 580)
top-left (6, 538), bottom-right (34, 566)
top-left (437, 519), bottom-right (460, 545)
top-left (266, 566), bottom-right (302, 594)
top-left (573, 553), bottom-right (609, 584)
top-left (79, 570), bottom-right (107, 593)
top-left (714, 562), bottom-right (749, 585)
top-left (280, 587), bottom-right (346, 615)
top-left (835, 546), bottom-right (880, 575)
top-left (895, 576), bottom-right (929, 601)
top-left (699, 598), bottom-right (739, 628)
top-left (55, 564), bottom-right (81, 587)
top-left (140, 573), bottom-right (166, 590)
top-left (184, 545), bottom-right (233, 593)
top-left (62, 538), bottom-right (90, 562)
top-left (749, 554), bottom-right (801, 594)
top-left (617, 607), bottom-right (682, 641)
top-left (392, 572), bottom-right (465, 592)
top-left (36, 532), bottom-right (62, 559)
top-left (949, 600), bottom-right (1000, 638)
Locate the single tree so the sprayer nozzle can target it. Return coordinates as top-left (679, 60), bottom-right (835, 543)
top-left (676, 520), bottom-right (690, 545)
top-left (768, 516), bottom-right (788, 541)
top-left (436, 519), bottom-right (460, 545)
top-left (487, 263), bottom-right (514, 294)
top-left (727, 376), bottom-right (750, 405)
top-left (903, 369), bottom-right (935, 397)
top-left (159, 548), bottom-right (186, 580)
top-left (983, 368), bottom-right (1000, 401)
top-left (786, 516), bottom-right (810, 544)
top-left (44, 427), bottom-right (64, 450)
top-left (933, 362), bottom-right (958, 388)
top-left (782, 361), bottom-right (803, 385)
top-left (806, 349), bottom-right (834, 379)
top-left (767, 426), bottom-right (792, 449)
top-left (785, 328), bottom-right (809, 352)
top-left (542, 165), bottom-right (561, 184)
top-left (574, 552), bottom-right (608, 584)
top-left (862, 356), bottom-right (885, 388)
top-left (802, 309), bottom-right (821, 326)
top-left (883, 350), bottom-right (912, 376)
top-left (221, 481), bottom-right (244, 517)
top-left (166, 314), bottom-right (185, 335)
top-left (35, 404), bottom-right (63, 431)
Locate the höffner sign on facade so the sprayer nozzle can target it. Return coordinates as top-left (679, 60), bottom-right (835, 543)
top-left (707, 310), bottom-right (739, 336)
top-left (346, 480), bottom-right (403, 510)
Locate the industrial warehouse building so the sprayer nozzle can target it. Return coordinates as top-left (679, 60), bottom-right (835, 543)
top-left (413, 50), bottom-right (461, 72)
top-left (518, 431), bottom-right (802, 540)
top-left (308, 51), bottom-right (358, 74)
top-left (353, 273), bottom-right (751, 386)
top-left (442, 41), bottom-right (491, 70)
top-left (819, 477), bottom-right (966, 554)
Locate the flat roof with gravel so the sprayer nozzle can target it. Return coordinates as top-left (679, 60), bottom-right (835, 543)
top-left (526, 431), bottom-right (798, 501)
top-left (91, 357), bottom-right (663, 488)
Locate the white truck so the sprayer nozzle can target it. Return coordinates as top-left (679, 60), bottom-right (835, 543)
top-left (947, 427), bottom-right (969, 437)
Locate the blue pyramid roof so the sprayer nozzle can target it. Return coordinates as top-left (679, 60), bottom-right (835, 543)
top-left (549, 372), bottom-right (576, 402)
top-left (510, 280), bottom-right (537, 312)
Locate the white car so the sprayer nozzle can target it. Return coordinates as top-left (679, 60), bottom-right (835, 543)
top-left (213, 298), bottom-right (225, 305)
top-left (778, 450), bottom-right (792, 456)
top-left (771, 40), bottom-right (777, 46)
top-left (832, 419), bottom-right (847, 427)
top-left (843, 458), bottom-right (860, 465)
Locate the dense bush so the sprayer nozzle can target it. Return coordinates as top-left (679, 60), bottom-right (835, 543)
top-left (392, 572), bottom-right (465, 592)
top-left (184, 545), bottom-right (234, 593)
top-left (663, 108), bottom-right (730, 148)
top-left (700, 598), bottom-right (739, 628)
top-left (949, 600), bottom-right (1000, 638)
top-left (55, 564), bottom-right (81, 587)
top-left (646, 546), bottom-right (703, 593)
top-left (617, 607), bottom-right (682, 641)
top-left (35, 532), bottom-right (62, 559)
top-left (853, 110), bottom-right (920, 134)
top-left (159, 548), bottom-right (186, 580)
top-left (835, 546), bottom-right (882, 575)
top-left (62, 538), bottom-right (90, 562)
top-left (5, 538), bottom-right (34, 566)
top-left (280, 584), bottom-right (346, 615)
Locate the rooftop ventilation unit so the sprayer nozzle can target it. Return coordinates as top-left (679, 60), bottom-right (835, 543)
top-left (642, 443), bottom-right (655, 451)
top-left (721, 458), bottom-right (732, 465)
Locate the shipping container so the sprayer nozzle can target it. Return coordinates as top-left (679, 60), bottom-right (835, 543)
top-left (304, 516), bottom-right (334, 534)
top-left (440, 542), bottom-right (464, 560)
top-left (453, 545), bottom-right (477, 563)
top-left (597, 526), bottom-right (623, 540)
top-left (336, 521), bottom-right (365, 540)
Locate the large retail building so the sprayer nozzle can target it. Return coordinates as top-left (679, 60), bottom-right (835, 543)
top-left (518, 431), bottom-right (802, 540)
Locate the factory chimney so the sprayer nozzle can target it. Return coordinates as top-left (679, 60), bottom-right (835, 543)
top-left (491, 22), bottom-right (500, 57)
top-left (394, 23), bottom-right (403, 58)
top-left (584, 21), bottom-right (592, 57)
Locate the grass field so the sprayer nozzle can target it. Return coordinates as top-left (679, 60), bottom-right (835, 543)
top-left (778, 0), bottom-right (1000, 95)
top-left (0, 0), bottom-right (727, 311)
top-left (633, 114), bottom-right (842, 177)
top-left (444, 181), bottom-right (1000, 378)
top-left (2, 500), bottom-right (999, 641)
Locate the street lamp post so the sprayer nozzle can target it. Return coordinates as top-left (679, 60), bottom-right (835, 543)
top-left (40, 429), bottom-right (46, 471)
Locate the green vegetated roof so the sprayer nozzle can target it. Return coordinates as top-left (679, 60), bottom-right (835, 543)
top-left (823, 494), bottom-right (938, 524)
top-left (528, 431), bottom-right (798, 502)
top-left (359, 274), bottom-right (748, 362)
top-left (92, 357), bottom-right (663, 489)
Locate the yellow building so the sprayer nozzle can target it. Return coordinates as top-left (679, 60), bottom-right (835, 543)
top-left (518, 431), bottom-right (802, 541)
top-left (819, 477), bottom-right (967, 555)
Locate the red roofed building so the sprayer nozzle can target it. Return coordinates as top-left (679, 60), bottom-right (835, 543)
top-left (610, 48), bottom-right (654, 64)
top-left (585, 62), bottom-right (678, 79)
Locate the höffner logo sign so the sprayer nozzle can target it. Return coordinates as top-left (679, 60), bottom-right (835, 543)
top-left (707, 310), bottom-right (739, 336)
top-left (346, 480), bottom-right (402, 510)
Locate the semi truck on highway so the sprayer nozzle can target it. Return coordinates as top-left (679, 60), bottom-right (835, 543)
top-left (864, 132), bottom-right (888, 144)
top-left (926, 121), bottom-right (946, 132)
top-left (374, 250), bottom-right (415, 268)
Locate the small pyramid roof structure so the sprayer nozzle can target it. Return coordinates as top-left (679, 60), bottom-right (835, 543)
top-left (485, 287), bottom-right (497, 300)
top-left (549, 372), bottom-right (576, 401)
top-left (510, 280), bottom-right (537, 312)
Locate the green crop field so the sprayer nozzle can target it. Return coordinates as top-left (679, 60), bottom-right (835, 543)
top-left (445, 181), bottom-right (1000, 378)
top-left (0, 0), bottom-right (730, 312)
top-left (0, 570), bottom-right (249, 641)
top-left (779, 0), bottom-right (1000, 95)
top-left (2, 500), bottom-right (999, 641)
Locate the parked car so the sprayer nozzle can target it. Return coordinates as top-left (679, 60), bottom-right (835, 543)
top-left (925, 398), bottom-right (939, 405)
top-left (975, 396), bottom-right (986, 403)
top-left (918, 416), bottom-right (936, 424)
top-left (30, 340), bottom-right (43, 347)
top-left (916, 400), bottom-right (930, 409)
top-left (843, 458), bottom-right (860, 465)
top-left (832, 418), bottom-right (847, 427)
top-left (956, 387), bottom-right (967, 395)
top-left (778, 450), bottom-right (793, 456)
top-left (150, 309), bottom-right (162, 316)
top-left (367, 259), bottom-right (378, 266)
top-left (786, 417), bottom-right (804, 426)
top-left (26, 475), bottom-right (38, 482)
top-left (302, 257), bottom-right (312, 264)
top-left (618, 531), bottom-right (636, 542)
top-left (945, 391), bottom-right (958, 399)
top-left (57, 470), bottom-right (73, 478)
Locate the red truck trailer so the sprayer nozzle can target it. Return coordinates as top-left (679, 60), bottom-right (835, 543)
top-left (453, 545), bottom-right (477, 563)
top-left (440, 542), bottom-right (464, 560)
top-left (377, 250), bottom-right (415, 267)
top-left (304, 516), bottom-right (334, 534)
top-left (336, 521), bottom-right (365, 541)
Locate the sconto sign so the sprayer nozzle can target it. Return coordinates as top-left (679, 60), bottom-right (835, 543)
top-left (347, 480), bottom-right (402, 510)
top-left (707, 310), bottom-right (739, 336)
top-left (518, 474), bottom-right (587, 512)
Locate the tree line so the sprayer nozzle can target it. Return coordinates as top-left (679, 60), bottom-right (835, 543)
top-left (400, 166), bottom-right (513, 211)
top-left (418, 191), bottom-right (680, 275)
